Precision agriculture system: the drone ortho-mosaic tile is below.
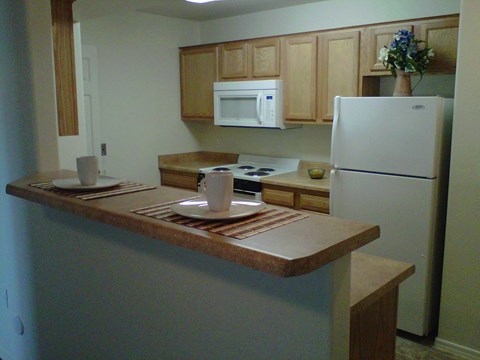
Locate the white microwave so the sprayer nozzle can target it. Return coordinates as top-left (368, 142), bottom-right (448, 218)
top-left (213, 80), bottom-right (299, 129)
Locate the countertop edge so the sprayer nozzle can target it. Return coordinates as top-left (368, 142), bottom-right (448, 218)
top-left (6, 172), bottom-right (379, 278)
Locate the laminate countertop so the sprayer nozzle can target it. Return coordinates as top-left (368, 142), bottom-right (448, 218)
top-left (6, 171), bottom-right (379, 277)
top-left (261, 161), bottom-right (331, 192)
top-left (159, 152), bottom-right (331, 192)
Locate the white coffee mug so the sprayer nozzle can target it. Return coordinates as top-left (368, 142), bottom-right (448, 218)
top-left (76, 156), bottom-right (99, 186)
top-left (200, 171), bottom-right (233, 212)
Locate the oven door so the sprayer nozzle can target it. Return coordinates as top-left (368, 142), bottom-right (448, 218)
top-left (233, 178), bottom-right (262, 200)
top-left (233, 189), bottom-right (262, 201)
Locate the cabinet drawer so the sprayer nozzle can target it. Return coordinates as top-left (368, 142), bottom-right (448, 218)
top-left (262, 188), bottom-right (295, 208)
top-left (160, 170), bottom-right (198, 191)
top-left (299, 193), bottom-right (330, 214)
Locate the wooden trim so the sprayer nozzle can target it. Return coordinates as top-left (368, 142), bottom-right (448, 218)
top-left (51, 0), bottom-right (78, 136)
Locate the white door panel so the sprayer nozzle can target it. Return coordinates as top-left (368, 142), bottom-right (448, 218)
top-left (81, 45), bottom-right (105, 174)
top-left (331, 96), bottom-right (443, 178)
top-left (330, 169), bottom-right (438, 335)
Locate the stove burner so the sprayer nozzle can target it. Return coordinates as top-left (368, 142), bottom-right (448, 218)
top-left (245, 171), bottom-right (269, 177)
top-left (212, 167), bottom-right (231, 171)
top-left (257, 167), bottom-right (275, 172)
top-left (237, 165), bottom-right (255, 170)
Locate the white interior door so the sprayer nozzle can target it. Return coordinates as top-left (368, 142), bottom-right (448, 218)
top-left (330, 169), bottom-right (439, 335)
top-left (81, 45), bottom-right (106, 174)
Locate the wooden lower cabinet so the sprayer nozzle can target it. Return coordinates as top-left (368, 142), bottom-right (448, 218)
top-left (160, 169), bottom-right (199, 191)
top-left (262, 188), bottom-right (295, 208)
top-left (299, 193), bottom-right (330, 213)
top-left (262, 184), bottom-right (330, 214)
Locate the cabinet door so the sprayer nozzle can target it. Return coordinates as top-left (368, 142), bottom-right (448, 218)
top-left (180, 46), bottom-right (218, 119)
top-left (262, 187), bottom-right (295, 208)
top-left (318, 30), bottom-right (360, 123)
top-left (419, 17), bottom-right (459, 73)
top-left (220, 42), bottom-right (248, 79)
top-left (365, 24), bottom-right (414, 74)
top-left (251, 38), bottom-right (281, 78)
top-left (283, 35), bottom-right (317, 122)
top-left (160, 169), bottom-right (199, 191)
top-left (299, 193), bottom-right (330, 214)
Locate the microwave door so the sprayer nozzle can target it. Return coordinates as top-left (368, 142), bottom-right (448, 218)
top-left (214, 91), bottom-right (263, 127)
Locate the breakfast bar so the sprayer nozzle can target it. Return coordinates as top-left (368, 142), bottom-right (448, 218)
top-left (7, 171), bottom-right (385, 359)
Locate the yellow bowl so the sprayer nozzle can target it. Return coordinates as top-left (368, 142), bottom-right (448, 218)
top-left (308, 168), bottom-right (325, 179)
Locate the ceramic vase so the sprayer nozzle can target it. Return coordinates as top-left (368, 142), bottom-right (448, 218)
top-left (393, 70), bottom-right (413, 96)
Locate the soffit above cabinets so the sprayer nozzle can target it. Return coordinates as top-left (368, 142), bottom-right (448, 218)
top-left (73, 0), bottom-right (328, 22)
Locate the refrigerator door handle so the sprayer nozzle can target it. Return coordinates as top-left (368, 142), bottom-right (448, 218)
top-left (330, 96), bottom-right (341, 166)
top-left (329, 168), bottom-right (336, 215)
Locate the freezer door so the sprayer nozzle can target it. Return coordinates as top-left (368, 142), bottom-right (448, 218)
top-left (330, 169), bottom-right (440, 335)
top-left (331, 96), bottom-right (445, 178)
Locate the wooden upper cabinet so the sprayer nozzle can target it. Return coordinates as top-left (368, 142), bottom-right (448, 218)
top-left (219, 38), bottom-right (281, 80)
top-left (318, 30), bottom-right (360, 123)
top-left (220, 42), bottom-right (248, 79)
top-left (418, 16), bottom-right (459, 73)
top-left (180, 46), bottom-right (218, 120)
top-left (283, 35), bottom-right (317, 122)
top-left (364, 24), bottom-right (414, 75)
top-left (251, 38), bottom-right (281, 78)
top-left (361, 15), bottom-right (459, 77)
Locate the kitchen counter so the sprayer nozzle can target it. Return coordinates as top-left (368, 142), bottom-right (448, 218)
top-left (158, 153), bottom-right (331, 192)
top-left (260, 160), bottom-right (331, 192)
top-left (6, 171), bottom-right (378, 277)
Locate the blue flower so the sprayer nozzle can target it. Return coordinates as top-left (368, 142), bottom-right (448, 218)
top-left (378, 29), bottom-right (434, 78)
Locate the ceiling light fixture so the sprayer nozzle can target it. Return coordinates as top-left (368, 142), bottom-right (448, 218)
top-left (186, 0), bottom-right (218, 3)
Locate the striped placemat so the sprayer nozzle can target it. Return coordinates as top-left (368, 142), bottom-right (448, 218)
top-left (131, 198), bottom-right (309, 240)
top-left (30, 180), bottom-right (156, 200)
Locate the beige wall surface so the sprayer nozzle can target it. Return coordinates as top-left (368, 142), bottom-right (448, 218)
top-left (437, 0), bottom-right (480, 354)
top-left (25, 0), bottom-right (60, 171)
top-left (80, 11), bottom-right (203, 184)
top-left (198, 0), bottom-right (460, 44)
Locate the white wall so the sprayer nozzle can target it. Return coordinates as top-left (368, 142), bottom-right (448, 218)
top-left (25, 204), bottom-right (348, 359)
top-left (80, 12), bottom-right (204, 184)
top-left (199, 0), bottom-right (460, 43)
top-left (0, 1), bottom-right (47, 358)
top-left (436, 0), bottom-right (480, 356)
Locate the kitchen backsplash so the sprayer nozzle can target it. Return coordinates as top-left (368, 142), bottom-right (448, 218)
top-left (186, 122), bottom-right (332, 163)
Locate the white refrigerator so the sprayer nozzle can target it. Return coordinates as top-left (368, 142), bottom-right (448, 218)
top-left (330, 96), bottom-right (453, 336)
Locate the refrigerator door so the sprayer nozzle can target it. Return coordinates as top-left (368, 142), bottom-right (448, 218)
top-left (331, 96), bottom-right (444, 178)
top-left (330, 169), bottom-right (439, 335)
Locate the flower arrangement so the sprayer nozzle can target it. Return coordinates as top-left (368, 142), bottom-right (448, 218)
top-left (378, 29), bottom-right (434, 78)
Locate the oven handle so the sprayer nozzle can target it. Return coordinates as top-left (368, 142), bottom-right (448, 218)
top-left (234, 189), bottom-right (257, 196)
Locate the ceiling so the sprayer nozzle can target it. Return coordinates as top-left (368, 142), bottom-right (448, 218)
top-left (74, 0), bottom-right (328, 22)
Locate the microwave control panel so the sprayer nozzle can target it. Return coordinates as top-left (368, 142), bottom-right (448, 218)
top-left (264, 94), bottom-right (275, 125)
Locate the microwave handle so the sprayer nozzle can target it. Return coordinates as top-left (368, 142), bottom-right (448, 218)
top-left (256, 94), bottom-right (263, 123)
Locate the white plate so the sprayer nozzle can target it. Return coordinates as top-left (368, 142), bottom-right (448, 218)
top-left (52, 176), bottom-right (123, 191)
top-left (170, 197), bottom-right (266, 220)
